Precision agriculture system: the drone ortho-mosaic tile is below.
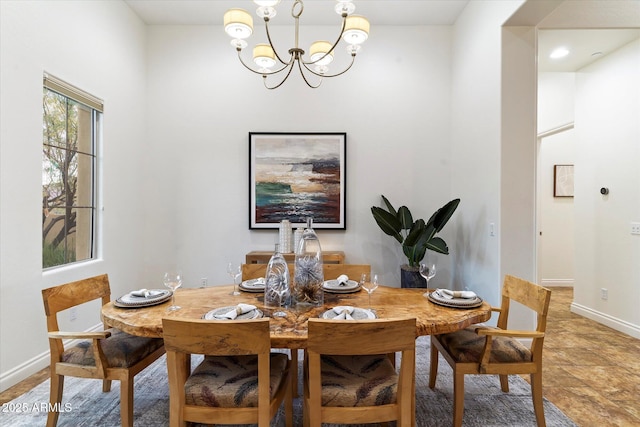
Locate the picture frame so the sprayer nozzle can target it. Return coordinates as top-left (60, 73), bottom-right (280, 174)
top-left (554, 164), bottom-right (574, 197)
top-left (249, 132), bottom-right (347, 229)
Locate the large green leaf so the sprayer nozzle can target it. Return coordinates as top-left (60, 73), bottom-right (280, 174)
top-left (428, 198), bottom-right (460, 232)
top-left (403, 219), bottom-right (425, 247)
top-left (425, 236), bottom-right (449, 254)
top-left (371, 207), bottom-right (403, 244)
top-left (397, 206), bottom-right (413, 232)
top-left (381, 195), bottom-right (397, 217)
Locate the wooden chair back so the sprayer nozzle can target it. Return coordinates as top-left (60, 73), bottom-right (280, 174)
top-left (162, 318), bottom-right (292, 427)
top-left (42, 274), bottom-right (111, 335)
top-left (498, 274), bottom-right (551, 333)
top-left (242, 263), bottom-right (371, 282)
top-left (305, 318), bottom-right (416, 426)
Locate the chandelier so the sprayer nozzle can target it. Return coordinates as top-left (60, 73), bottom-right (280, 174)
top-left (223, 0), bottom-right (370, 89)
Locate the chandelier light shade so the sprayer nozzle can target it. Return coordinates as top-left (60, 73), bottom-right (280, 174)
top-left (223, 9), bottom-right (254, 39)
top-left (223, 0), bottom-right (370, 89)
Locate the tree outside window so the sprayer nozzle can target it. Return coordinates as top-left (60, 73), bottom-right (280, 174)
top-left (42, 83), bottom-right (100, 269)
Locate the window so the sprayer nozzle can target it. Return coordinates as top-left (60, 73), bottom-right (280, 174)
top-left (42, 74), bottom-right (102, 269)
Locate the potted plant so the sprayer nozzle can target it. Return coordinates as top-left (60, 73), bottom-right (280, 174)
top-left (371, 195), bottom-right (460, 288)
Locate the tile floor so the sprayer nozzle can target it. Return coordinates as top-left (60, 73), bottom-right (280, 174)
top-left (1, 287), bottom-right (639, 426)
top-left (528, 287), bottom-right (640, 426)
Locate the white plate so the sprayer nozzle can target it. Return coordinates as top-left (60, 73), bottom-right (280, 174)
top-left (114, 289), bottom-right (172, 308)
top-left (241, 278), bottom-right (265, 290)
top-left (322, 279), bottom-right (359, 291)
top-left (427, 290), bottom-right (483, 308)
top-left (203, 306), bottom-right (263, 320)
top-left (322, 307), bottom-right (376, 320)
top-left (323, 284), bottom-right (361, 294)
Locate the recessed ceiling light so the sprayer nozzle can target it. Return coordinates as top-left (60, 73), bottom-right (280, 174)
top-left (550, 47), bottom-right (570, 59)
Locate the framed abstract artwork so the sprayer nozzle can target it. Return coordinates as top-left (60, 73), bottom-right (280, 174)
top-left (554, 164), bottom-right (574, 197)
top-left (249, 132), bottom-right (346, 229)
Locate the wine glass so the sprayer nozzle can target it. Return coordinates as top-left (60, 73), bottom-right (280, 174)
top-left (271, 279), bottom-right (288, 318)
top-left (227, 262), bottom-right (241, 295)
top-left (360, 273), bottom-right (379, 313)
top-left (419, 261), bottom-right (436, 287)
top-left (163, 271), bottom-right (182, 311)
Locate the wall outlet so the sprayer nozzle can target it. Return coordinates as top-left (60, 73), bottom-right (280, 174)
top-left (69, 307), bottom-right (77, 321)
top-left (631, 222), bottom-right (640, 235)
top-left (200, 277), bottom-right (208, 287)
top-left (600, 288), bottom-right (608, 300)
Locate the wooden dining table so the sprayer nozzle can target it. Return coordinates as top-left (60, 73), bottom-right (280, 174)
top-left (103, 284), bottom-right (491, 407)
top-left (101, 284), bottom-right (492, 347)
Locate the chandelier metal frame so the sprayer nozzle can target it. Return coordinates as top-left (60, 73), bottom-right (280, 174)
top-left (224, 1), bottom-right (369, 89)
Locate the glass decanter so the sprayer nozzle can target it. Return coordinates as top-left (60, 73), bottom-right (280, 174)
top-left (264, 243), bottom-right (290, 313)
top-left (293, 217), bottom-right (324, 307)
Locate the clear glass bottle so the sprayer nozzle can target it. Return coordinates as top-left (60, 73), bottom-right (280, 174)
top-left (264, 243), bottom-right (290, 308)
top-left (293, 217), bottom-right (324, 307)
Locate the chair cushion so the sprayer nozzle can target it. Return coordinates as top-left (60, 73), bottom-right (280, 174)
top-left (185, 353), bottom-right (289, 408)
top-left (438, 326), bottom-right (532, 364)
top-left (319, 354), bottom-right (398, 407)
top-left (61, 328), bottom-right (164, 368)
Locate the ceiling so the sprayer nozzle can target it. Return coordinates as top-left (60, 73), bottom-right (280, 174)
top-left (538, 28), bottom-right (640, 72)
top-left (124, 0), bottom-right (470, 26)
top-left (124, 0), bottom-right (639, 72)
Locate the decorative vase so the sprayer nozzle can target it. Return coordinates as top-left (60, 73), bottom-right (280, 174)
top-left (293, 217), bottom-right (324, 307)
top-left (400, 265), bottom-right (427, 288)
top-left (278, 220), bottom-right (292, 253)
top-left (264, 243), bottom-right (290, 308)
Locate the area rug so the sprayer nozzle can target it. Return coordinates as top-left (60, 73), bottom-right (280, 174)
top-left (1, 336), bottom-right (576, 426)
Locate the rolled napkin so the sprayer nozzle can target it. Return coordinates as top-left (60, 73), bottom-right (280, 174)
top-left (130, 289), bottom-right (164, 298)
top-left (332, 306), bottom-right (354, 320)
top-left (214, 303), bottom-right (257, 320)
top-left (336, 274), bottom-right (349, 286)
top-left (437, 289), bottom-right (477, 299)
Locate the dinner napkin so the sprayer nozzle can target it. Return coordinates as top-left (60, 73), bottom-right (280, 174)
top-left (336, 274), bottom-right (349, 286)
top-left (214, 303), bottom-right (257, 320)
top-left (437, 289), bottom-right (477, 299)
top-left (332, 306), bottom-right (354, 320)
top-left (130, 289), bottom-right (164, 298)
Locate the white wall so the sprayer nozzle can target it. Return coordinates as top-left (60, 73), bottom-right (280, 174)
top-left (142, 24), bottom-right (456, 289)
top-left (0, 0), bottom-right (147, 390)
top-left (572, 39), bottom-right (640, 337)
top-left (538, 72), bottom-right (575, 132)
top-left (450, 0), bottom-right (526, 309)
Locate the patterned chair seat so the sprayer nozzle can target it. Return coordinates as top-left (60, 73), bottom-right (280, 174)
top-left (438, 326), bottom-right (532, 364)
top-left (62, 328), bottom-right (164, 368)
top-left (185, 353), bottom-right (289, 408)
top-left (318, 354), bottom-right (398, 407)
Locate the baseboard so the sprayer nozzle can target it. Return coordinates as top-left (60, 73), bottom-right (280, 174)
top-left (540, 278), bottom-right (574, 287)
top-left (0, 323), bottom-right (103, 393)
top-left (571, 303), bottom-right (640, 339)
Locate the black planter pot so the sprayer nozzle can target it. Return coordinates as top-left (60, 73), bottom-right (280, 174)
top-left (400, 265), bottom-right (427, 288)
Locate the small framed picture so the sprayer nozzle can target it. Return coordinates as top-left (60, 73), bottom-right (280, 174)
top-left (249, 132), bottom-right (347, 229)
top-left (554, 164), bottom-right (574, 197)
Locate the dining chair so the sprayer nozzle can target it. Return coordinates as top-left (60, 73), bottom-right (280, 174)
top-left (429, 274), bottom-right (552, 427)
top-left (41, 274), bottom-right (165, 427)
top-left (304, 318), bottom-right (416, 427)
top-left (162, 317), bottom-right (293, 427)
